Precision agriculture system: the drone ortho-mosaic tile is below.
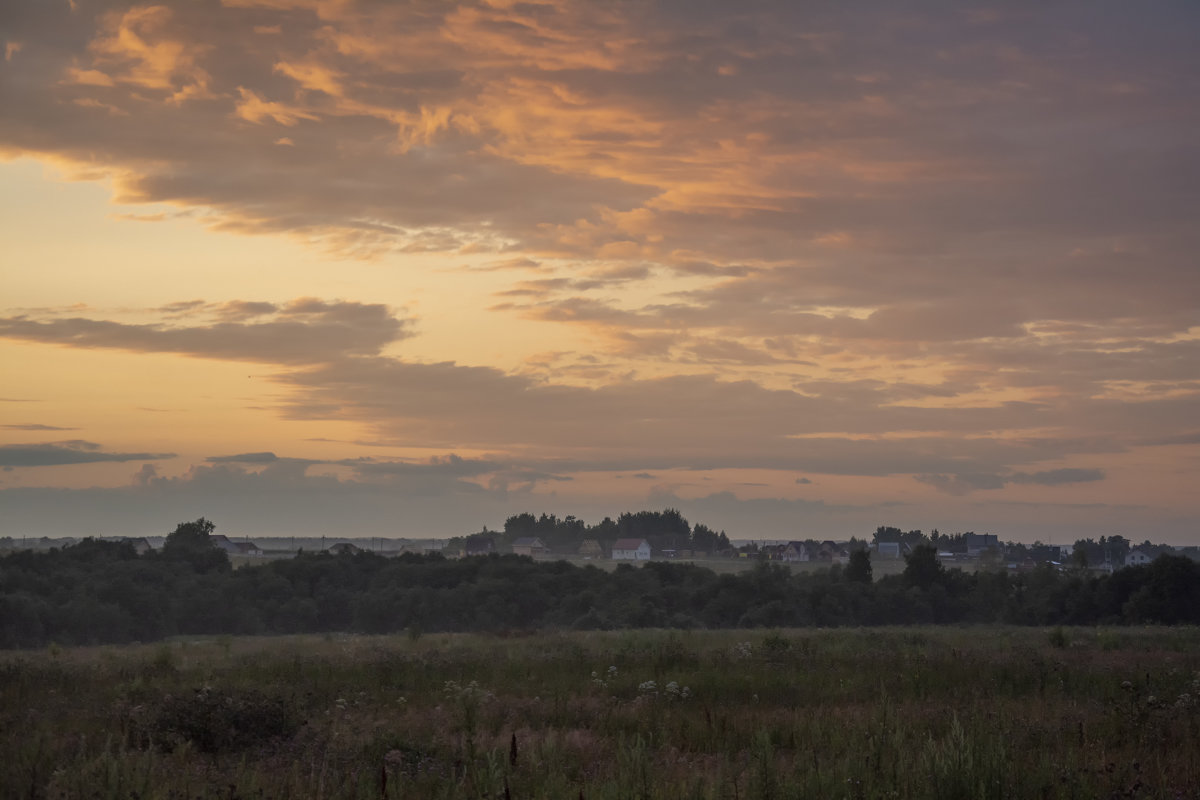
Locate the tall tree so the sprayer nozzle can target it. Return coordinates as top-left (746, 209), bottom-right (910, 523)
top-left (903, 544), bottom-right (945, 591)
top-left (162, 518), bottom-right (229, 573)
top-left (845, 549), bottom-right (873, 583)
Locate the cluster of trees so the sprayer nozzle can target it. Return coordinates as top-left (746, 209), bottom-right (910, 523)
top-left (3, 520), bottom-right (1199, 649)
top-left (451, 509), bottom-right (731, 555)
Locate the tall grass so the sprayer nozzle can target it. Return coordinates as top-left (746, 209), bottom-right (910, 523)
top-left (2, 627), bottom-right (1199, 798)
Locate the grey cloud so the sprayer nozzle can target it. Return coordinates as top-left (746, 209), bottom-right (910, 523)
top-left (348, 454), bottom-right (502, 479)
top-left (207, 452), bottom-right (280, 464)
top-left (915, 473), bottom-right (1010, 496)
top-left (0, 441), bottom-right (174, 467)
top-left (917, 467), bottom-right (1106, 495)
top-left (0, 299), bottom-right (408, 365)
top-left (1008, 468), bottom-right (1106, 487)
top-left (1138, 432), bottom-right (1200, 447)
top-left (2, 424), bottom-right (78, 431)
top-left (278, 354), bottom-right (1145, 478)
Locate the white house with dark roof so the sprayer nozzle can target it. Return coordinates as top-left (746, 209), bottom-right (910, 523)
top-left (1125, 548), bottom-right (1154, 567)
top-left (210, 534), bottom-right (263, 556)
top-left (611, 538), bottom-right (651, 560)
top-left (781, 541), bottom-right (811, 562)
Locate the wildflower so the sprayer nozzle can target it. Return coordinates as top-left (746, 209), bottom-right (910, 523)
top-left (664, 681), bottom-right (692, 701)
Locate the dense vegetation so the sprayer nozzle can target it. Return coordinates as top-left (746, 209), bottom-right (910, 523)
top-left (3, 520), bottom-right (1200, 649)
top-left (455, 508), bottom-right (732, 554)
top-left (4, 627), bottom-right (1200, 798)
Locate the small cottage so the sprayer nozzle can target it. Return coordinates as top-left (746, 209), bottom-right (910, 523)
top-left (512, 537), bottom-right (550, 557)
top-left (611, 538), bottom-right (651, 560)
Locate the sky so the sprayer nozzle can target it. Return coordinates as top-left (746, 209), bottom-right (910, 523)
top-left (1, 1), bottom-right (1198, 544)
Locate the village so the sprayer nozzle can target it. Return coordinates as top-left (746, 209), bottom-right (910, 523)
top-left (3, 527), bottom-right (1194, 576)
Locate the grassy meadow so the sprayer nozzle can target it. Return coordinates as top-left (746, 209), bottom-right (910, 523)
top-left (3, 627), bottom-right (1200, 799)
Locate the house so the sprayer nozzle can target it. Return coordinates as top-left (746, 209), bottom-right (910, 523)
top-left (209, 534), bottom-right (239, 554)
top-left (126, 537), bottom-right (152, 555)
top-left (512, 536), bottom-right (550, 557)
top-left (817, 541), bottom-right (850, 564)
top-left (462, 535), bottom-right (495, 557)
top-left (578, 539), bottom-right (605, 558)
top-left (964, 533), bottom-right (1000, 556)
top-left (611, 538), bottom-right (651, 560)
top-left (209, 535), bottom-right (262, 557)
top-left (781, 541), bottom-right (811, 562)
top-left (1125, 548), bottom-right (1154, 567)
top-left (873, 542), bottom-right (903, 560)
top-left (327, 542), bottom-right (361, 555)
top-left (757, 543), bottom-right (783, 560)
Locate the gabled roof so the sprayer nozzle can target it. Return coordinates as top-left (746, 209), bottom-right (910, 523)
top-left (512, 536), bottom-right (546, 547)
top-left (612, 538), bottom-right (649, 550)
top-left (463, 535), bottom-right (494, 552)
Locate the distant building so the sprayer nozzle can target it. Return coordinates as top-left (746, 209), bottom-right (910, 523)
top-left (611, 538), bottom-right (651, 560)
top-left (964, 533), bottom-right (1000, 557)
top-left (326, 542), bottom-right (361, 555)
top-left (511, 537), bottom-right (550, 557)
top-left (578, 539), bottom-right (605, 558)
top-left (462, 535), bottom-right (495, 557)
top-left (873, 542), bottom-right (903, 559)
top-left (1125, 548), bottom-right (1154, 567)
top-left (781, 542), bottom-right (811, 562)
top-left (210, 534), bottom-right (263, 557)
top-left (817, 541), bottom-right (850, 564)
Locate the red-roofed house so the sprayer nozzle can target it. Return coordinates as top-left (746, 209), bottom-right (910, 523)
top-left (611, 538), bottom-right (651, 560)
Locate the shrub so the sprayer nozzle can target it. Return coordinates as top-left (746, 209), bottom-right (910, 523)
top-left (147, 686), bottom-right (301, 753)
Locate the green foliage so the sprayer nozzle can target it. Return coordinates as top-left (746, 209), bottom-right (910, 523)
top-left (904, 544), bottom-right (946, 591)
top-left (143, 685), bottom-right (300, 754)
top-left (846, 548), bottom-right (873, 583)
top-left (161, 518), bottom-right (229, 574)
top-left (3, 522), bottom-right (1200, 650)
top-left (497, 508), bottom-right (730, 554)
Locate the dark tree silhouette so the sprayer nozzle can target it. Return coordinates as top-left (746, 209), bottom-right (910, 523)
top-left (846, 549), bottom-right (873, 583)
top-left (162, 518), bottom-right (229, 573)
top-left (903, 544), bottom-right (944, 591)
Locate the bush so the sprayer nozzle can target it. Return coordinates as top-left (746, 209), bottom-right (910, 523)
top-left (147, 686), bottom-right (301, 753)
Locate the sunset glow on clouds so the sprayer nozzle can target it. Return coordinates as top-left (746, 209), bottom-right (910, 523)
top-left (2, 1), bottom-right (1198, 541)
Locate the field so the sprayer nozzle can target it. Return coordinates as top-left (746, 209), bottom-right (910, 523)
top-left (3, 627), bottom-right (1199, 799)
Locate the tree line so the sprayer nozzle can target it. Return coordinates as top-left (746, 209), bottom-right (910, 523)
top-left (2, 519), bottom-right (1199, 649)
top-left (449, 509), bottom-right (732, 555)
